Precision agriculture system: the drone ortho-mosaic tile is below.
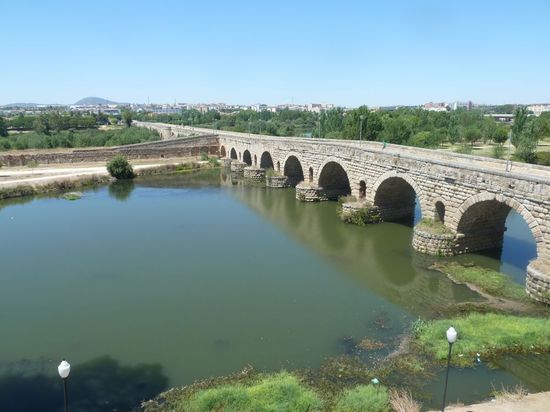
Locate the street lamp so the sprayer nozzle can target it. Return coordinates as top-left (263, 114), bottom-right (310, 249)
top-left (58, 359), bottom-right (71, 412)
top-left (441, 327), bottom-right (457, 412)
top-left (359, 115), bottom-right (365, 141)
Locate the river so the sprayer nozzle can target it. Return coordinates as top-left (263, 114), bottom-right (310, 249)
top-left (0, 169), bottom-right (548, 411)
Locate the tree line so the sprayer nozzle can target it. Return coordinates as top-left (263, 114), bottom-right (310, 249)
top-left (135, 106), bottom-right (550, 164)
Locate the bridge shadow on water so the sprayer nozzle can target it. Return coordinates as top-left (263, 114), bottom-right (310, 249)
top-left (0, 356), bottom-right (168, 412)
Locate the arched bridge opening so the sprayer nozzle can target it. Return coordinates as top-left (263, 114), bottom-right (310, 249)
top-left (230, 148), bottom-right (238, 160)
top-left (260, 151), bottom-right (274, 170)
top-left (284, 156), bottom-right (305, 187)
top-left (220, 146), bottom-right (227, 158)
top-left (318, 161), bottom-right (351, 200)
top-left (374, 177), bottom-right (418, 223)
top-left (454, 197), bottom-right (539, 274)
top-left (243, 150), bottom-right (252, 166)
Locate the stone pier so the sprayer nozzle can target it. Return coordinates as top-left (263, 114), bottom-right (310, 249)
top-left (243, 167), bottom-right (266, 182)
top-left (266, 175), bottom-right (289, 188)
top-left (221, 158), bottom-right (232, 168)
top-left (230, 160), bottom-right (246, 173)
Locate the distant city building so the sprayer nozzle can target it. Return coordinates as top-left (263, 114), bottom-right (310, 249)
top-left (527, 104), bottom-right (550, 116)
top-left (422, 102), bottom-right (449, 112)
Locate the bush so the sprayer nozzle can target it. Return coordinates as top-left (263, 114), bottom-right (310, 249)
top-left (185, 372), bottom-right (323, 412)
top-left (334, 385), bottom-right (390, 412)
top-left (107, 155), bottom-right (134, 179)
top-left (492, 143), bottom-right (505, 159)
top-left (536, 151), bottom-right (550, 166)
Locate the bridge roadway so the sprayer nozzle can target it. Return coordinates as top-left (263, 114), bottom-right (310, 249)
top-left (134, 121), bottom-right (550, 304)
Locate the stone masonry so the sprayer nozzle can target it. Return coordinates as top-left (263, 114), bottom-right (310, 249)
top-left (136, 122), bottom-right (550, 304)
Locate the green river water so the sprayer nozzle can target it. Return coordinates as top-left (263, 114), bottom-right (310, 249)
top-left (0, 169), bottom-right (548, 411)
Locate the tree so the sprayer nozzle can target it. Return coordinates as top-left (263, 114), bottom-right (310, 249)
top-left (492, 126), bottom-right (509, 144)
top-left (107, 155), bottom-right (134, 179)
top-left (0, 116), bottom-right (8, 137)
top-left (122, 110), bottom-right (133, 127)
top-left (33, 115), bottom-right (51, 135)
top-left (512, 106), bottom-right (529, 146)
top-left (462, 126), bottom-right (482, 146)
top-left (515, 121), bottom-right (540, 163)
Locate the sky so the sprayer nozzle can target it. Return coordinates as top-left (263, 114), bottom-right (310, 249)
top-left (1, 0), bottom-right (549, 107)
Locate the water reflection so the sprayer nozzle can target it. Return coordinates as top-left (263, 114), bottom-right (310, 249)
top-left (108, 180), bottom-right (135, 202)
top-left (0, 356), bottom-right (167, 412)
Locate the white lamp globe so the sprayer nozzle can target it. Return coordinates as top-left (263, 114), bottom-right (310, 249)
top-left (446, 327), bottom-right (458, 344)
top-left (58, 360), bottom-right (71, 379)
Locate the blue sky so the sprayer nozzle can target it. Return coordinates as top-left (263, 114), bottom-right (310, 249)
top-left (1, 0), bottom-right (549, 106)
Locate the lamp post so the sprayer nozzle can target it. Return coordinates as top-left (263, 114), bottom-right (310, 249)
top-left (441, 327), bottom-right (457, 411)
top-left (58, 359), bottom-right (71, 412)
top-left (359, 114), bottom-right (365, 141)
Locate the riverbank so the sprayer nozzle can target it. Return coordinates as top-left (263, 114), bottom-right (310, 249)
top-left (0, 157), bottom-right (218, 200)
top-left (438, 390), bottom-right (550, 412)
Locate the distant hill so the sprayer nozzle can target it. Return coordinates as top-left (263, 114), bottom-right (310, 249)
top-left (2, 103), bottom-right (39, 108)
top-left (74, 97), bottom-right (118, 105)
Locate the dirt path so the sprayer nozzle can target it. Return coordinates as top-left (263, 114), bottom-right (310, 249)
top-left (436, 391), bottom-right (550, 411)
top-left (0, 157), bottom-right (195, 188)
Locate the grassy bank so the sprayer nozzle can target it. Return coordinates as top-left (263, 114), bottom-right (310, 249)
top-left (434, 262), bottom-right (529, 303)
top-left (414, 312), bottom-right (550, 367)
top-left (141, 369), bottom-right (398, 412)
top-left (415, 218), bottom-right (453, 235)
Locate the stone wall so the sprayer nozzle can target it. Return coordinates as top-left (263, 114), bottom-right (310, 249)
top-left (243, 167), bottom-right (266, 182)
top-left (526, 262), bottom-right (550, 304)
top-left (0, 135), bottom-right (219, 166)
top-left (412, 227), bottom-right (455, 257)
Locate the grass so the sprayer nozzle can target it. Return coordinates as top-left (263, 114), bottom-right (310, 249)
top-left (181, 372), bottom-right (323, 412)
top-left (333, 385), bottom-right (389, 412)
top-left (414, 312), bottom-right (550, 367)
top-left (436, 262), bottom-right (529, 302)
top-left (415, 218), bottom-right (453, 235)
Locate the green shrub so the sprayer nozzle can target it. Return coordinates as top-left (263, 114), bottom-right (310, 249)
top-left (334, 385), bottom-right (390, 412)
top-left (415, 218), bottom-right (453, 235)
top-left (200, 151), bottom-right (209, 161)
top-left (185, 372), bottom-right (323, 412)
top-left (107, 155), bottom-right (134, 179)
top-left (492, 143), bottom-right (505, 159)
top-left (536, 151), bottom-right (550, 166)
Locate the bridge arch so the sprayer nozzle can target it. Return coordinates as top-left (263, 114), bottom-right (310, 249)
top-left (283, 154), bottom-right (305, 187)
top-left (372, 171), bottom-right (424, 222)
top-left (220, 146), bottom-right (227, 158)
top-left (317, 160), bottom-right (351, 198)
top-left (230, 148), bottom-right (238, 160)
top-left (243, 150), bottom-right (252, 166)
top-left (260, 151), bottom-right (274, 170)
top-left (450, 192), bottom-right (544, 256)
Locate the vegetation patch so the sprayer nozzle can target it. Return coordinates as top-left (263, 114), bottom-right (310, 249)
top-left (333, 385), bottom-right (389, 412)
top-left (337, 197), bottom-right (382, 226)
top-left (434, 262), bottom-right (529, 303)
top-left (414, 312), bottom-right (550, 367)
top-left (107, 155), bottom-right (134, 179)
top-left (415, 218), bottom-right (453, 235)
top-left (62, 191), bottom-right (82, 201)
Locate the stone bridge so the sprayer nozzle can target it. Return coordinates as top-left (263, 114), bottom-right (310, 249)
top-left (136, 121), bottom-right (550, 303)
